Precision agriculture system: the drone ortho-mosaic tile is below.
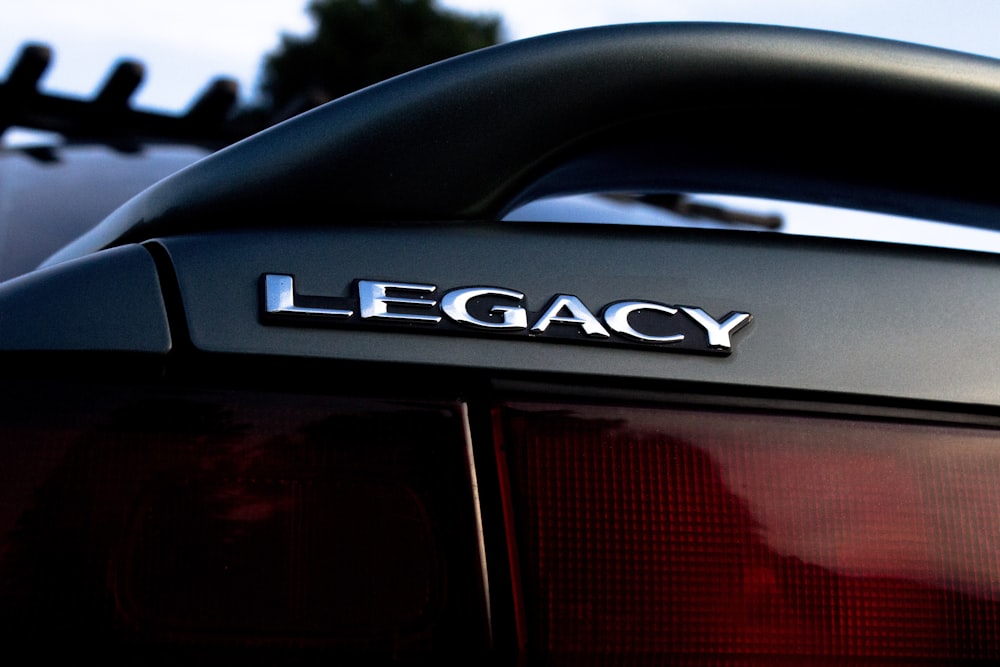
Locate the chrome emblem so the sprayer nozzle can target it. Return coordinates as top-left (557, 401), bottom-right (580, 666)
top-left (261, 274), bottom-right (751, 355)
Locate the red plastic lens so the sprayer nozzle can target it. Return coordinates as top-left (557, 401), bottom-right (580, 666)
top-left (496, 402), bottom-right (1000, 663)
top-left (0, 383), bottom-right (486, 658)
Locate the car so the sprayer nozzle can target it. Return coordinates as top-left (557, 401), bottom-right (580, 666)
top-left (3, 21), bottom-right (1000, 665)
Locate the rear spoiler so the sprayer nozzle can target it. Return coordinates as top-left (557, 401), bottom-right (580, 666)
top-left (40, 23), bottom-right (1000, 267)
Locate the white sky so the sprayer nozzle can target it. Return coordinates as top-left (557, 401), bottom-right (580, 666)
top-left (3, 1), bottom-right (1000, 111)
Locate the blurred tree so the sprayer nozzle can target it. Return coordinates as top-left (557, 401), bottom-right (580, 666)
top-left (257, 0), bottom-right (501, 119)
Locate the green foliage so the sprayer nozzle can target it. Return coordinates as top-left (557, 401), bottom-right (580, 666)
top-left (259, 0), bottom-right (501, 116)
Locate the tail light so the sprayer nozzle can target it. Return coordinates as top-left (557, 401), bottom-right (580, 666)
top-left (0, 381), bottom-right (488, 661)
top-left (495, 401), bottom-right (1000, 664)
top-left (5, 380), bottom-right (1000, 664)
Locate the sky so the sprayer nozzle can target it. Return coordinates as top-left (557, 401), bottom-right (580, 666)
top-left (3, 0), bottom-right (1000, 111)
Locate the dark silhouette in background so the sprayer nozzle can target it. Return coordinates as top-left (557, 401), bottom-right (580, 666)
top-left (254, 0), bottom-right (501, 121)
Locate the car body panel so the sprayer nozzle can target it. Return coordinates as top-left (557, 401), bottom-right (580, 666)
top-left (156, 223), bottom-right (1000, 405)
top-left (0, 243), bottom-right (170, 352)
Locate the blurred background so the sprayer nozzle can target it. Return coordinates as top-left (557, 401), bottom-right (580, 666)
top-left (4, 0), bottom-right (1000, 115)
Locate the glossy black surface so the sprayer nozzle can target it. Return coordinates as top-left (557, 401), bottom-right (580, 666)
top-left (44, 23), bottom-right (1000, 266)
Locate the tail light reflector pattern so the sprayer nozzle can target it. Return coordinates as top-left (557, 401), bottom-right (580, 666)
top-left (497, 402), bottom-right (1000, 663)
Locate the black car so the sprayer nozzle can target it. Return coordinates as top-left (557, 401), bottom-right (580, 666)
top-left (3, 22), bottom-right (1000, 665)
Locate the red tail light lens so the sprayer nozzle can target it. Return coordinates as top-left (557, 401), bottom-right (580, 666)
top-left (0, 383), bottom-right (487, 660)
top-left (9, 381), bottom-right (1000, 664)
top-left (496, 402), bottom-right (1000, 664)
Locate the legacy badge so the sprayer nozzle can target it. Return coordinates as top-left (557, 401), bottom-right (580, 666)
top-left (261, 274), bottom-right (751, 355)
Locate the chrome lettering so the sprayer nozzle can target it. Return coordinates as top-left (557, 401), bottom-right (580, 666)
top-left (680, 307), bottom-right (752, 351)
top-left (441, 287), bottom-right (528, 330)
top-left (530, 295), bottom-right (610, 338)
top-left (260, 274), bottom-right (752, 354)
top-left (264, 274), bottom-right (353, 318)
top-left (603, 301), bottom-right (684, 343)
top-left (358, 280), bottom-right (441, 323)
